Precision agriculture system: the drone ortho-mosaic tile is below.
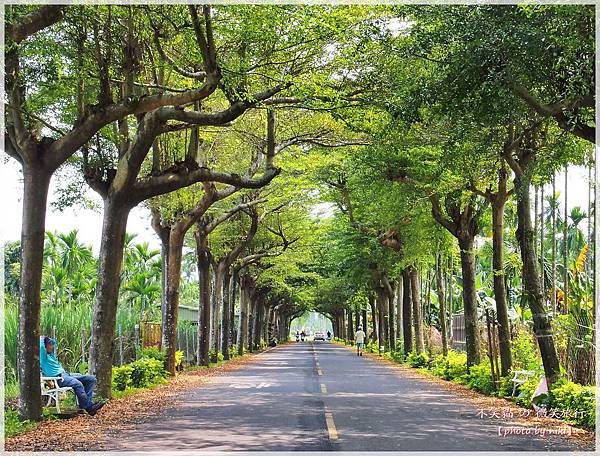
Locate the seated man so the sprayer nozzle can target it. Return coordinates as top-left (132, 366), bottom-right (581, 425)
top-left (40, 336), bottom-right (105, 416)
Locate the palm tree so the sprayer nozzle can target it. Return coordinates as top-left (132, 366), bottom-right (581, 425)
top-left (567, 207), bottom-right (588, 254)
top-left (122, 273), bottom-right (161, 321)
top-left (56, 230), bottom-right (93, 307)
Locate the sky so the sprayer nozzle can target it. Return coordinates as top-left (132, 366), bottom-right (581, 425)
top-left (0, 158), bottom-right (594, 254)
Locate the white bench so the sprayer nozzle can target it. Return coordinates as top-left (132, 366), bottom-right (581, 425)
top-left (41, 376), bottom-right (78, 413)
top-left (511, 370), bottom-right (536, 397)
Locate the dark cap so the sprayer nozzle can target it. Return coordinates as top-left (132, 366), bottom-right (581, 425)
top-left (43, 336), bottom-right (54, 346)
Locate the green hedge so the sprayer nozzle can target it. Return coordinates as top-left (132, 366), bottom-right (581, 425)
top-left (112, 357), bottom-right (167, 391)
top-left (391, 348), bottom-right (596, 428)
top-left (548, 378), bottom-right (596, 428)
top-left (406, 351), bottom-right (429, 368)
top-left (430, 351), bottom-right (468, 380)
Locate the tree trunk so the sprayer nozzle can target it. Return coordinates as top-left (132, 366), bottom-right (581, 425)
top-left (252, 298), bottom-right (262, 349)
top-left (210, 268), bottom-right (221, 360)
top-left (563, 167), bottom-right (569, 311)
top-left (491, 198), bottom-right (512, 376)
top-left (540, 185), bottom-right (545, 295)
top-left (457, 236), bottom-right (482, 366)
top-left (551, 174), bottom-right (557, 317)
top-left (221, 267), bottom-right (232, 360)
top-left (369, 294), bottom-right (377, 343)
top-left (388, 285), bottom-right (396, 351)
top-left (376, 287), bottom-right (385, 347)
top-left (395, 279), bottom-right (402, 341)
top-left (162, 229), bottom-right (185, 375)
top-left (89, 198), bottom-right (131, 398)
top-left (347, 311), bottom-right (354, 342)
top-left (17, 165), bottom-right (52, 420)
top-left (195, 230), bottom-right (211, 366)
top-left (229, 271), bottom-right (237, 352)
top-left (515, 175), bottom-right (561, 385)
top-left (409, 267), bottom-right (425, 354)
top-left (435, 254), bottom-right (449, 357)
top-left (262, 305), bottom-right (269, 345)
top-left (159, 240), bottom-right (169, 339)
top-left (248, 297), bottom-right (257, 352)
top-left (401, 268), bottom-right (413, 354)
top-left (237, 276), bottom-right (250, 356)
top-left (447, 256), bottom-right (454, 340)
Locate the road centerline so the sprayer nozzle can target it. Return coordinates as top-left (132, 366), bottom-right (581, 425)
top-left (325, 412), bottom-right (339, 440)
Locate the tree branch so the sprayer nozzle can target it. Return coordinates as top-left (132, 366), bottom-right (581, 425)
top-left (132, 165), bottom-right (280, 205)
top-left (7, 5), bottom-right (66, 44)
top-left (429, 194), bottom-right (458, 235)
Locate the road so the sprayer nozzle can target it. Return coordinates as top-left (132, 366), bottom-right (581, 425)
top-left (109, 342), bottom-right (593, 452)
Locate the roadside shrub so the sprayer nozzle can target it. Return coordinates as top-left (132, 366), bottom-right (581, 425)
top-left (511, 326), bottom-right (540, 371)
top-left (4, 408), bottom-right (37, 438)
top-left (175, 350), bottom-right (184, 368)
top-left (513, 376), bottom-right (539, 407)
top-left (390, 349), bottom-right (404, 363)
top-left (429, 350), bottom-right (468, 380)
top-left (497, 374), bottom-right (516, 398)
top-left (130, 358), bottom-right (166, 388)
top-left (208, 349), bottom-right (225, 363)
top-left (112, 365), bottom-right (134, 391)
top-left (366, 341), bottom-right (379, 354)
top-left (138, 346), bottom-right (165, 362)
top-left (112, 358), bottom-right (166, 391)
top-left (406, 351), bottom-right (429, 368)
top-left (549, 378), bottom-right (596, 428)
top-left (462, 362), bottom-right (495, 395)
top-left (394, 340), bottom-right (404, 352)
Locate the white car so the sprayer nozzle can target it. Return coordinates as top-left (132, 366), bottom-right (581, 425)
top-left (313, 332), bottom-right (326, 341)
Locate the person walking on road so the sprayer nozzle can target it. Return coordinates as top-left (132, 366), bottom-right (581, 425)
top-left (354, 326), bottom-right (366, 356)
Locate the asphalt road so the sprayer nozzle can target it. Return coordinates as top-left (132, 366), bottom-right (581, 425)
top-left (109, 342), bottom-right (593, 452)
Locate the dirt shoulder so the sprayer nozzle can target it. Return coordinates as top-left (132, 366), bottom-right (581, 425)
top-left (338, 341), bottom-right (595, 449)
top-left (5, 352), bottom-right (267, 452)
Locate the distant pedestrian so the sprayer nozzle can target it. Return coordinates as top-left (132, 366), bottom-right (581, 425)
top-left (300, 331), bottom-right (306, 342)
top-left (327, 330), bottom-right (332, 340)
top-left (354, 326), bottom-right (366, 356)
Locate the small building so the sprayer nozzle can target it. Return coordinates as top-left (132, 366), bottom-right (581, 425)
top-left (179, 304), bottom-right (199, 324)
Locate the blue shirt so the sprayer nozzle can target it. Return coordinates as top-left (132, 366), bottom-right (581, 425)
top-left (39, 338), bottom-right (65, 377)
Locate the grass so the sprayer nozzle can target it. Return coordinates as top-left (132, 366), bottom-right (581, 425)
top-left (4, 408), bottom-right (39, 439)
top-left (111, 381), bottom-right (166, 399)
top-left (5, 380), bottom-right (20, 400)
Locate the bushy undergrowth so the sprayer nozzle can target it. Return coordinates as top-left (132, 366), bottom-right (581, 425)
top-left (112, 357), bottom-right (167, 391)
top-left (384, 347), bottom-right (595, 428)
top-left (4, 408), bottom-right (37, 438)
top-left (406, 351), bottom-right (429, 367)
top-left (548, 378), bottom-right (596, 428)
top-left (430, 351), bottom-right (468, 380)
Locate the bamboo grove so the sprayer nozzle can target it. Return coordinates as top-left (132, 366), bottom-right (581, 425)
top-left (4, 4), bottom-right (595, 421)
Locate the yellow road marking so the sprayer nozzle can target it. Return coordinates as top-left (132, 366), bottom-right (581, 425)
top-left (317, 368), bottom-right (323, 376)
top-left (325, 412), bottom-right (338, 440)
top-left (320, 383), bottom-right (327, 393)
